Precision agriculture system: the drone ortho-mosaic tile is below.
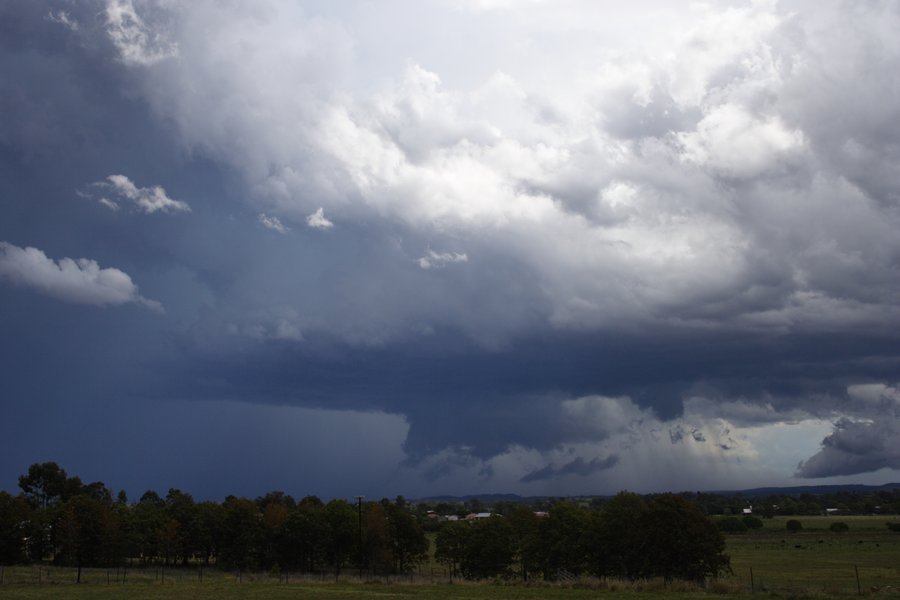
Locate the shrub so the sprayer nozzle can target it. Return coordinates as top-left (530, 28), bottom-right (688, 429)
top-left (718, 517), bottom-right (747, 534)
top-left (786, 519), bottom-right (803, 532)
top-left (742, 515), bottom-right (764, 530)
top-left (829, 522), bottom-right (849, 533)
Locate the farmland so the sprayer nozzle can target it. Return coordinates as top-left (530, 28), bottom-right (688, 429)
top-left (2, 516), bottom-right (900, 599)
top-left (720, 515), bottom-right (900, 594)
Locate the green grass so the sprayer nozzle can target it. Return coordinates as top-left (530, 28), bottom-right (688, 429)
top-left (719, 515), bottom-right (900, 594)
top-left (3, 517), bottom-right (900, 599)
top-left (0, 578), bottom-right (760, 600)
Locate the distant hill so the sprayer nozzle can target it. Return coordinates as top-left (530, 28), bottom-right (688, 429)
top-left (710, 482), bottom-right (900, 497)
top-left (416, 483), bottom-right (900, 504)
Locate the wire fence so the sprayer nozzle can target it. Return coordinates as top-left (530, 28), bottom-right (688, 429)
top-left (0, 563), bottom-right (898, 595)
top-left (0, 564), bottom-right (461, 587)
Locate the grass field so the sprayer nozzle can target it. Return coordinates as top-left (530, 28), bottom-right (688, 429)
top-left (1, 516), bottom-right (899, 598)
top-left (717, 515), bottom-right (900, 594)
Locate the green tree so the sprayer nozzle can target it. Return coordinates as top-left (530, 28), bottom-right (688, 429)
top-left (508, 506), bottom-right (540, 581)
top-left (323, 499), bottom-right (357, 579)
top-left (127, 491), bottom-right (166, 565)
top-left (359, 502), bottom-right (390, 573)
top-left (165, 488), bottom-right (196, 566)
top-left (279, 497), bottom-right (328, 572)
top-left (384, 501), bottom-right (428, 573)
top-left (590, 491), bottom-right (648, 579)
top-left (18, 462), bottom-right (69, 509)
top-left (533, 501), bottom-right (590, 579)
top-left (193, 501), bottom-right (224, 566)
top-left (435, 521), bottom-right (469, 580)
top-left (219, 496), bottom-right (264, 572)
top-left (829, 521), bottom-right (849, 533)
top-left (55, 494), bottom-right (114, 581)
top-left (718, 516), bottom-right (748, 533)
top-left (742, 515), bottom-right (764, 530)
top-left (0, 491), bottom-right (30, 564)
top-left (639, 494), bottom-right (730, 583)
top-left (460, 517), bottom-right (515, 580)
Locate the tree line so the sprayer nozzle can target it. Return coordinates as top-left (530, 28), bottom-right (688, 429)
top-left (0, 462), bottom-right (426, 578)
top-left (435, 493), bottom-right (729, 582)
top-left (1, 462), bottom-right (732, 583)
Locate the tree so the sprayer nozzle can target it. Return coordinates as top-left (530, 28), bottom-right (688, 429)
top-left (718, 516), bottom-right (748, 534)
top-left (742, 515), bottom-right (764, 530)
top-left (0, 491), bottom-right (29, 564)
top-left (165, 488), bottom-right (196, 566)
top-left (384, 501), bottom-right (428, 573)
top-left (532, 501), bottom-right (590, 579)
top-left (127, 492), bottom-right (166, 565)
top-left (361, 502), bottom-right (391, 573)
top-left (590, 491), bottom-right (648, 580)
top-left (279, 497), bottom-right (328, 572)
top-left (435, 521), bottom-right (469, 580)
top-left (219, 497), bottom-right (264, 572)
top-left (639, 494), bottom-right (730, 583)
top-left (323, 499), bottom-right (357, 579)
top-left (193, 501), bottom-right (224, 566)
top-left (18, 462), bottom-right (69, 509)
top-left (508, 506), bottom-right (540, 581)
top-left (460, 517), bottom-right (515, 580)
top-left (829, 521), bottom-right (849, 533)
top-left (55, 494), bottom-right (114, 581)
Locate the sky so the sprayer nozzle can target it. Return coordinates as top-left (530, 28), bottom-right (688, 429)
top-left (2, 0), bottom-right (900, 502)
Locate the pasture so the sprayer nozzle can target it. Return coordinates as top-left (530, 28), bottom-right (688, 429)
top-left (2, 516), bottom-right (900, 598)
top-left (719, 515), bottom-right (900, 594)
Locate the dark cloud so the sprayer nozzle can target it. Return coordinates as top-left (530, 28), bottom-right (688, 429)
top-left (2, 0), bottom-right (900, 497)
top-left (797, 418), bottom-right (900, 479)
top-left (521, 455), bottom-right (619, 483)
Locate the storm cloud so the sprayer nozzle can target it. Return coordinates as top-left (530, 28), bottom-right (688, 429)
top-left (1, 0), bottom-right (900, 499)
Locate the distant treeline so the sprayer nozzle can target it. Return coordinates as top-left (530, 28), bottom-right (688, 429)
top-left (9, 461), bottom-right (842, 583)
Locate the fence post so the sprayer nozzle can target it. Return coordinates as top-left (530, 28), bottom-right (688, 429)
top-left (855, 565), bottom-right (861, 595)
top-left (750, 567), bottom-right (754, 593)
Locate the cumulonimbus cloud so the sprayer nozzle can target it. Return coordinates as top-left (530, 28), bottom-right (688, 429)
top-left (0, 241), bottom-right (162, 311)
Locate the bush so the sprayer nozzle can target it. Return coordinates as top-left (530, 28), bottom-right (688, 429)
top-left (786, 519), bottom-right (803, 532)
top-left (829, 521), bottom-right (849, 533)
top-left (718, 517), bottom-right (747, 534)
top-left (742, 515), bottom-right (764, 530)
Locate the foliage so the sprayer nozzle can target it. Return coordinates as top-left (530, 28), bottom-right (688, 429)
top-left (459, 517), bottom-right (515, 580)
top-left (0, 491), bottom-right (29, 563)
top-left (638, 494), bottom-right (731, 583)
top-left (829, 521), bottom-right (849, 533)
top-left (741, 515), bottom-right (763, 530)
top-left (718, 516), bottom-right (748, 534)
top-left (786, 519), bottom-right (803, 532)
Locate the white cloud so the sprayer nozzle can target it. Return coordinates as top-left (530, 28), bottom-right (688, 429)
top-left (678, 104), bottom-right (806, 178)
top-left (0, 241), bottom-right (162, 311)
top-left (97, 0), bottom-right (900, 345)
top-left (46, 10), bottom-right (79, 31)
top-left (92, 175), bottom-right (190, 214)
top-left (258, 213), bottom-right (289, 234)
top-left (306, 207), bottom-right (333, 229)
top-left (104, 0), bottom-right (177, 66)
top-left (417, 250), bottom-right (468, 270)
top-left (399, 393), bottom-right (835, 495)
